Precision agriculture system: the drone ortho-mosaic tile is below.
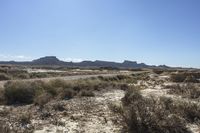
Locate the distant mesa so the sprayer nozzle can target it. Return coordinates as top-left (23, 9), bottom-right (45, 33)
top-left (0, 56), bottom-right (170, 69)
top-left (32, 56), bottom-right (62, 65)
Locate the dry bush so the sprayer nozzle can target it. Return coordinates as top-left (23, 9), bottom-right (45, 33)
top-left (34, 92), bottom-right (52, 107)
top-left (168, 84), bottom-right (200, 99)
top-left (170, 101), bottom-right (200, 123)
top-left (57, 88), bottom-right (76, 100)
top-left (115, 88), bottom-right (191, 133)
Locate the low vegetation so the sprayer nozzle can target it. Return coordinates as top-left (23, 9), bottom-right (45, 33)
top-left (167, 84), bottom-right (200, 99)
top-left (153, 69), bottom-right (164, 75)
top-left (0, 75), bottom-right (133, 106)
top-left (170, 72), bottom-right (200, 83)
top-left (111, 87), bottom-right (200, 133)
top-left (0, 66), bottom-right (113, 81)
top-left (0, 73), bottom-right (11, 81)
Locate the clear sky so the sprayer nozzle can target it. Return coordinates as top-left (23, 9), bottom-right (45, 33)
top-left (0, 0), bottom-right (200, 68)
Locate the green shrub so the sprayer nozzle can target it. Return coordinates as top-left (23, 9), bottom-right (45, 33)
top-left (4, 81), bottom-right (36, 104)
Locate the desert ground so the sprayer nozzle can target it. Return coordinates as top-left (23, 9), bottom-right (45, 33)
top-left (0, 66), bottom-right (200, 133)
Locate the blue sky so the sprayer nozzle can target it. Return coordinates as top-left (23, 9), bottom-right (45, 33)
top-left (0, 0), bottom-right (200, 68)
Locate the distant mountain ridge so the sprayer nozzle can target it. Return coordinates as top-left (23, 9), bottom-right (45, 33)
top-left (0, 56), bottom-right (169, 68)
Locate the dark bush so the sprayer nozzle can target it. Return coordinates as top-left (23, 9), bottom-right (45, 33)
top-left (0, 73), bottom-right (10, 81)
top-left (171, 72), bottom-right (200, 83)
top-left (53, 103), bottom-right (65, 112)
top-left (58, 88), bottom-right (75, 100)
top-left (4, 81), bottom-right (36, 104)
top-left (153, 69), bottom-right (164, 75)
top-left (79, 90), bottom-right (95, 97)
top-left (171, 73), bottom-right (187, 82)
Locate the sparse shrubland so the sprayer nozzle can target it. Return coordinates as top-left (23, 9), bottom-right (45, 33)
top-left (1, 75), bottom-right (132, 105)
